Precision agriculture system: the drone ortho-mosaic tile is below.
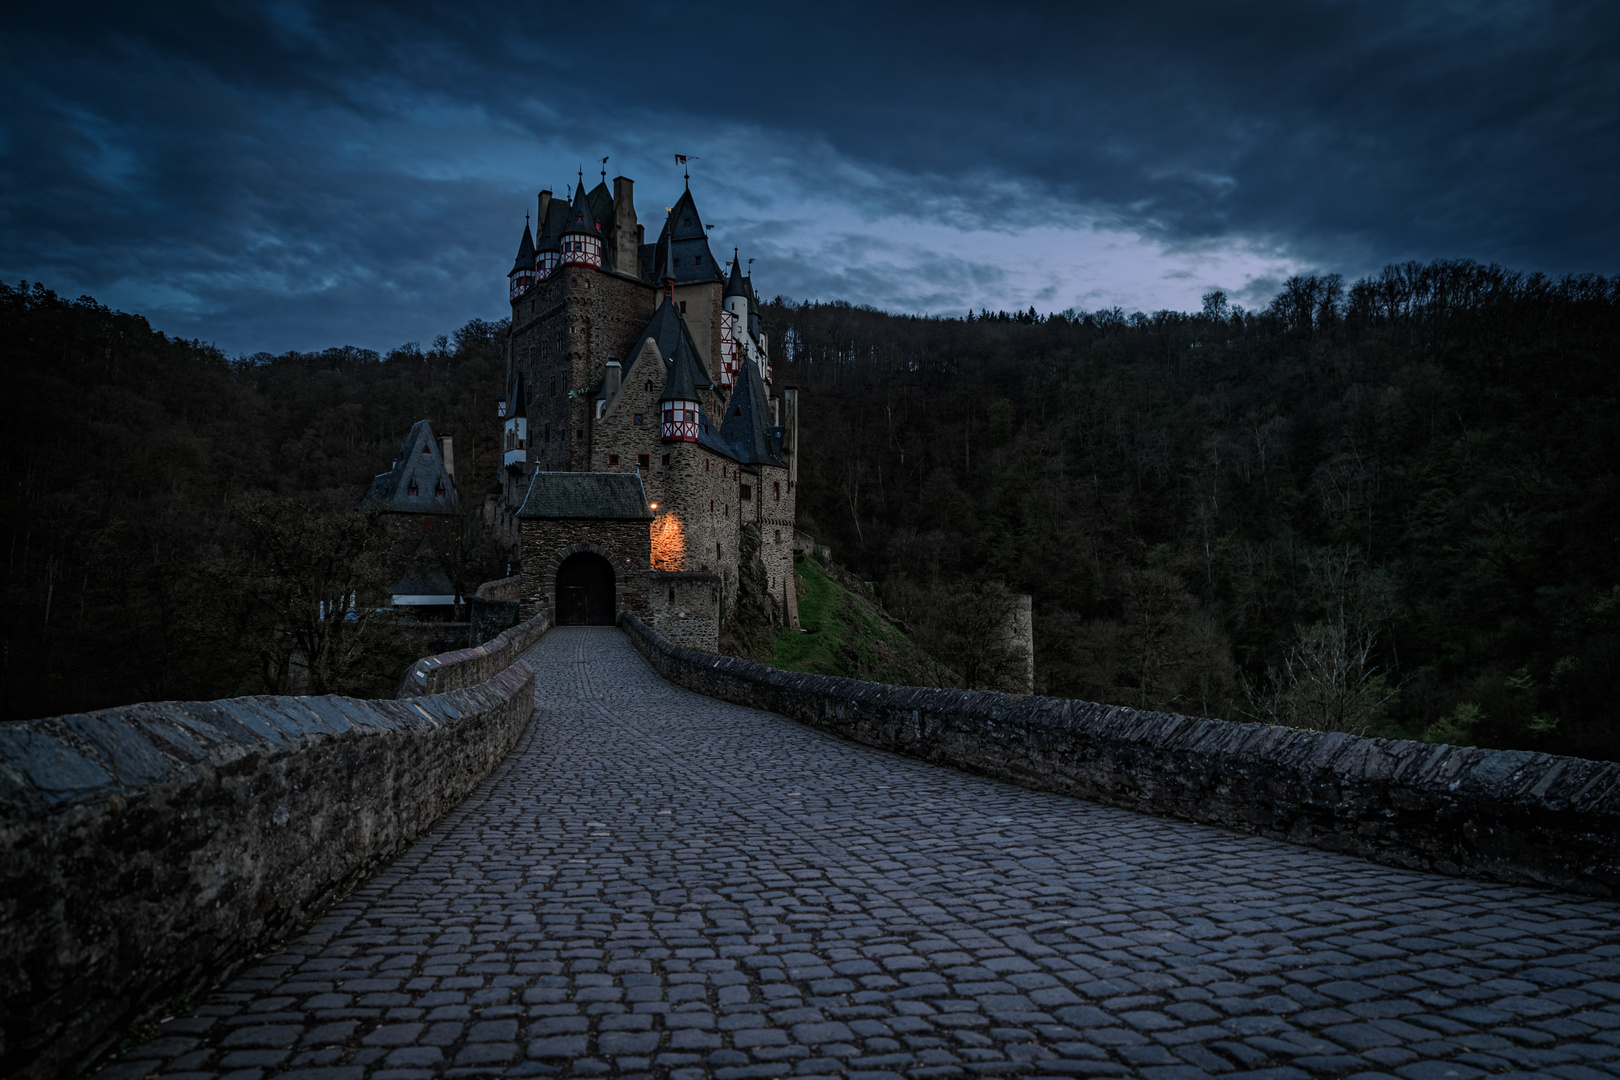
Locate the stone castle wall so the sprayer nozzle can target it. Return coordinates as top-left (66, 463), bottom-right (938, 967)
top-left (647, 571), bottom-right (721, 651)
top-left (620, 612), bottom-right (1620, 899)
top-left (0, 661), bottom-right (538, 1080)
top-left (518, 517), bottom-right (651, 621)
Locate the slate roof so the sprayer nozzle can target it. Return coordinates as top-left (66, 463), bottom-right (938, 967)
top-left (535, 197), bottom-right (566, 255)
top-left (358, 419), bottom-right (461, 513)
top-left (586, 181), bottom-right (614, 230)
top-left (561, 183), bottom-right (601, 238)
top-left (517, 472), bottom-right (655, 520)
top-left (391, 565), bottom-right (457, 599)
top-left (625, 298), bottom-right (715, 395)
top-left (720, 356), bottom-right (785, 467)
top-left (724, 249), bottom-right (748, 298)
top-left (511, 222), bottom-right (536, 273)
top-left (651, 188), bottom-right (724, 284)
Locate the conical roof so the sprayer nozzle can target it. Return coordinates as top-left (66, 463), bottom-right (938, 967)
top-left (724, 248), bottom-right (748, 298)
top-left (561, 183), bottom-right (601, 237)
top-left (720, 354), bottom-right (783, 466)
top-left (511, 222), bottom-right (536, 274)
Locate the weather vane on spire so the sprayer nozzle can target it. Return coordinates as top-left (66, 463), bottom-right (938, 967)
top-left (601, 156), bottom-right (609, 182)
top-left (674, 154), bottom-right (698, 188)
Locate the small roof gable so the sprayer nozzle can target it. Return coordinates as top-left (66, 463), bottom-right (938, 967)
top-left (358, 419), bottom-right (461, 513)
top-left (511, 222), bottom-right (536, 273)
top-left (720, 357), bottom-right (784, 467)
top-left (517, 472), bottom-right (655, 520)
top-left (629, 297), bottom-right (715, 393)
top-left (587, 181), bottom-right (614, 228)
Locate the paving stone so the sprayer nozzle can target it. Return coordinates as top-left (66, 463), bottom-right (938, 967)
top-left (87, 628), bottom-right (1620, 1079)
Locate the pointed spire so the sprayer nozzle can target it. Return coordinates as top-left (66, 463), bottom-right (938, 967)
top-left (658, 208), bottom-right (676, 301)
top-left (725, 248), bottom-right (748, 299)
top-left (561, 180), bottom-right (599, 236)
top-left (511, 221), bottom-right (536, 273)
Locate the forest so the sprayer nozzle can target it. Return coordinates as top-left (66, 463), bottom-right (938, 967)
top-left (2, 261), bottom-right (1616, 760)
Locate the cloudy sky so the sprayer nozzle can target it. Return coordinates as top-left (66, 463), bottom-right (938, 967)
top-left (2, 2), bottom-right (1615, 355)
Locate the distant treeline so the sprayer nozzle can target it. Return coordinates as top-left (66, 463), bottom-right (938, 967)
top-left (4, 263), bottom-right (1617, 763)
top-left (763, 261), bottom-right (1620, 761)
top-left (1, 282), bottom-right (507, 717)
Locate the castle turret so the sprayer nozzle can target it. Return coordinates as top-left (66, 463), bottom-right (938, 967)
top-left (560, 181), bottom-right (603, 269)
top-left (509, 221), bottom-right (537, 302)
top-left (535, 190), bottom-right (562, 278)
top-left (660, 307), bottom-right (702, 443)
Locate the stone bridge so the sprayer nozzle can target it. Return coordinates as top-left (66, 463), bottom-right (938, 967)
top-left (77, 627), bottom-right (1620, 1080)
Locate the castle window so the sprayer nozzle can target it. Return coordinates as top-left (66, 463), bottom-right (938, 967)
top-left (775, 529), bottom-right (781, 542)
top-left (716, 542), bottom-right (722, 561)
top-left (679, 301), bottom-right (687, 313)
top-left (608, 454), bottom-right (619, 465)
top-left (733, 407), bottom-right (742, 416)
top-left (669, 587), bottom-right (675, 602)
top-left (421, 444), bottom-right (431, 454)
top-left (408, 480), bottom-right (418, 496)
top-left (740, 485), bottom-right (752, 501)
top-left (773, 481), bottom-right (781, 501)
top-left (724, 504), bottom-right (728, 517)
top-left (436, 482), bottom-right (445, 497)
top-left (661, 454), bottom-right (670, 466)
top-left (705, 460), bottom-right (710, 472)
top-left (634, 413), bottom-right (644, 425)
top-left (637, 454), bottom-right (650, 469)
top-left (710, 499), bottom-right (714, 512)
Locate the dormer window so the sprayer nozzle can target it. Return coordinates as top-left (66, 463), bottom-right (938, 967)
top-left (408, 480), bottom-right (419, 496)
top-left (435, 482), bottom-right (445, 497)
top-left (421, 444), bottom-right (431, 454)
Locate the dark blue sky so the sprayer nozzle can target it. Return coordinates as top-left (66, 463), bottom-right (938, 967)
top-left (2, 2), bottom-right (1615, 355)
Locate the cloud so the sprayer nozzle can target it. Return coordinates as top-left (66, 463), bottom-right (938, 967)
top-left (0, 1), bottom-right (1614, 353)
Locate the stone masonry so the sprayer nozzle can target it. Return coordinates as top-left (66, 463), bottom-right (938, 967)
top-left (92, 627), bottom-right (1620, 1080)
top-left (518, 519), bottom-right (650, 622)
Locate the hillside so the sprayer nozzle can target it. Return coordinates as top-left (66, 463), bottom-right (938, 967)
top-left (760, 555), bottom-right (951, 687)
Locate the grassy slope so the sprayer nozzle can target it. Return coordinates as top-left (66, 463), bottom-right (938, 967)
top-left (765, 558), bottom-right (951, 687)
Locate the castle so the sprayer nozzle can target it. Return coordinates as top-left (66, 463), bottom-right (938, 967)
top-left (498, 169), bottom-right (800, 648)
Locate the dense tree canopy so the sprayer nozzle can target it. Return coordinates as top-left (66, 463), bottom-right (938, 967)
top-left (4, 263), bottom-right (1616, 763)
top-left (764, 261), bottom-right (1620, 760)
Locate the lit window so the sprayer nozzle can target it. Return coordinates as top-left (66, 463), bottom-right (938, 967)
top-left (773, 481), bottom-right (780, 501)
top-left (609, 454), bottom-right (619, 465)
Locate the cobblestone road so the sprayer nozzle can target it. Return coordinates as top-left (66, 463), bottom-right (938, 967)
top-left (102, 627), bottom-right (1620, 1080)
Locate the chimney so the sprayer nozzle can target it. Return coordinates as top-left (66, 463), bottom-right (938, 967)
top-left (604, 359), bottom-right (622, 399)
top-left (537, 189), bottom-right (551, 231)
top-left (439, 435), bottom-right (455, 481)
top-left (612, 176), bottom-right (638, 274)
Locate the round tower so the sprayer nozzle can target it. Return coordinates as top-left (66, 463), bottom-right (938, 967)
top-left (560, 183), bottom-right (603, 269)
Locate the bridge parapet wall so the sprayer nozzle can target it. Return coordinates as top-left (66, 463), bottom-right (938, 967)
top-left (0, 662), bottom-right (536, 1080)
top-left (620, 612), bottom-right (1620, 898)
top-left (400, 607), bottom-right (551, 696)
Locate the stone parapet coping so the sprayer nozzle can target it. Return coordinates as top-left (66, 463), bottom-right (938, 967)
top-left (619, 612), bottom-right (1620, 898)
top-left (399, 606), bottom-right (552, 697)
top-left (0, 662), bottom-right (537, 1080)
top-left (473, 575), bottom-right (524, 602)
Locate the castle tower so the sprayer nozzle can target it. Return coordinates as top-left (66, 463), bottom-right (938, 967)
top-left (660, 324), bottom-right (702, 443)
top-left (560, 182), bottom-right (604, 269)
top-left (535, 190), bottom-right (562, 278)
top-left (508, 221), bottom-right (537, 302)
top-left (721, 249), bottom-right (747, 387)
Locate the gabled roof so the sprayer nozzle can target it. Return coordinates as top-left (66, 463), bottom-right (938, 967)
top-left (517, 472), bottom-right (655, 520)
top-left (724, 248), bottom-right (748, 298)
top-left (358, 419), bottom-right (461, 513)
top-left (586, 181), bottom-right (614, 229)
top-left (511, 222), bottom-right (536, 274)
top-left (651, 187), bottom-right (724, 284)
top-left (627, 297), bottom-right (715, 393)
top-left (536, 196), bottom-right (567, 254)
top-left (719, 355), bottom-right (784, 467)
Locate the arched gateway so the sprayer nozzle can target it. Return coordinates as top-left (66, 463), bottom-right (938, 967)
top-left (555, 551), bottom-right (616, 625)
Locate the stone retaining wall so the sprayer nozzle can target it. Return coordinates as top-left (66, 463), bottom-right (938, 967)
top-left (0, 662), bottom-right (536, 1080)
top-left (620, 612), bottom-right (1620, 898)
top-left (399, 607), bottom-right (552, 697)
